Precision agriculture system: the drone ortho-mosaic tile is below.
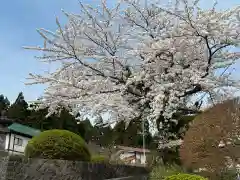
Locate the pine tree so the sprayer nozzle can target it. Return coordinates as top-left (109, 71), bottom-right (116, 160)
top-left (78, 118), bottom-right (94, 142)
top-left (28, 104), bottom-right (81, 134)
top-left (0, 94), bottom-right (10, 116)
top-left (112, 121), bottom-right (126, 145)
top-left (7, 92), bottom-right (29, 122)
top-left (57, 108), bottom-right (79, 133)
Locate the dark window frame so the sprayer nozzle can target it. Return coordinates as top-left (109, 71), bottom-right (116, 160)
top-left (14, 137), bottom-right (23, 146)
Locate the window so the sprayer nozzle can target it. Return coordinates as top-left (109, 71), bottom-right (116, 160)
top-left (14, 137), bottom-right (23, 146)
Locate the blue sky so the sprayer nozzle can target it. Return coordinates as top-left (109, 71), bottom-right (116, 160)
top-left (0, 0), bottom-right (239, 103)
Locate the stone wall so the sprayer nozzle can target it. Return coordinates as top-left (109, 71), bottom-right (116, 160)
top-left (0, 155), bottom-right (149, 180)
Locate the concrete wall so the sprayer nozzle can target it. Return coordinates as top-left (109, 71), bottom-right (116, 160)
top-left (0, 155), bottom-right (149, 180)
top-left (0, 134), bottom-right (6, 151)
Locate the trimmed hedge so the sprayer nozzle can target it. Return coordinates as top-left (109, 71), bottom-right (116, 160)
top-left (25, 129), bottom-right (91, 161)
top-left (164, 173), bottom-right (208, 180)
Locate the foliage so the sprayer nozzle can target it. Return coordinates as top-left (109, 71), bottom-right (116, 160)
top-left (28, 104), bottom-right (80, 134)
top-left (217, 168), bottom-right (239, 180)
top-left (0, 94), bottom-right (10, 116)
top-left (111, 119), bottom-right (153, 149)
top-left (25, 129), bottom-right (91, 161)
top-left (161, 148), bottom-right (182, 165)
top-left (7, 92), bottom-right (30, 121)
top-left (150, 164), bottom-right (186, 180)
top-left (93, 123), bottom-right (113, 147)
top-left (147, 152), bottom-right (164, 169)
top-left (1, 92), bottom-right (156, 150)
top-left (196, 167), bottom-right (239, 180)
top-left (180, 99), bottom-right (240, 176)
top-left (0, 92), bottom-right (82, 137)
top-left (25, 0), bottom-right (240, 141)
top-left (0, 92), bottom-right (157, 151)
top-left (154, 115), bottom-right (197, 165)
top-left (164, 173), bottom-right (207, 180)
top-left (76, 120), bottom-right (87, 139)
top-left (172, 114), bottom-right (197, 138)
top-left (91, 155), bottom-right (108, 163)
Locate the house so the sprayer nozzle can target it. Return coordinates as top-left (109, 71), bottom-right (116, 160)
top-left (115, 145), bottom-right (151, 165)
top-left (0, 122), bottom-right (41, 154)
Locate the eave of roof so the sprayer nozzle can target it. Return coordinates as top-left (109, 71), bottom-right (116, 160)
top-left (117, 145), bottom-right (151, 153)
top-left (8, 123), bottom-right (41, 137)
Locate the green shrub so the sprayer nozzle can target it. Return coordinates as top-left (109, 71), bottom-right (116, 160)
top-left (164, 173), bottom-right (208, 180)
top-left (25, 129), bottom-right (91, 161)
top-left (91, 155), bottom-right (107, 163)
top-left (150, 164), bottom-right (185, 180)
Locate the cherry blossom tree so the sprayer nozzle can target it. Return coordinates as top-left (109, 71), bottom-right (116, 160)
top-left (24, 0), bottom-right (240, 140)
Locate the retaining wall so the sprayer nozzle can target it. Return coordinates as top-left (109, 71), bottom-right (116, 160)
top-left (0, 155), bottom-right (149, 180)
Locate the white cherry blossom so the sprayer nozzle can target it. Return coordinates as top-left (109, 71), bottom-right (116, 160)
top-left (24, 0), bottom-right (240, 139)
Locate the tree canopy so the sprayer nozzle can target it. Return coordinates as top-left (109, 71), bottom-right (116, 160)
top-left (0, 92), bottom-right (158, 149)
top-left (7, 92), bottom-right (30, 121)
top-left (180, 99), bottom-right (240, 178)
top-left (0, 94), bottom-right (10, 116)
top-left (1, 92), bottom-right (200, 164)
top-left (25, 0), bottom-right (240, 141)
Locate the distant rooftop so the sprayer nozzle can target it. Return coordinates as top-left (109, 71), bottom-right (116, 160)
top-left (117, 145), bottom-right (151, 153)
top-left (8, 123), bottom-right (41, 137)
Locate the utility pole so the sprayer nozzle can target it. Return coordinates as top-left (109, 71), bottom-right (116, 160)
top-left (137, 119), bottom-right (146, 165)
top-left (141, 119), bottom-right (146, 165)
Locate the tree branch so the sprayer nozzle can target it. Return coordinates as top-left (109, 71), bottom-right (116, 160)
top-left (180, 84), bottom-right (202, 97)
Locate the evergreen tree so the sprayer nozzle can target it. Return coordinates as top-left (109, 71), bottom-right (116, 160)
top-left (28, 103), bottom-right (85, 137)
top-left (125, 119), bottom-right (142, 147)
top-left (110, 119), bottom-right (153, 148)
top-left (77, 121), bottom-right (86, 139)
top-left (56, 108), bottom-right (79, 133)
top-left (7, 92), bottom-right (30, 122)
top-left (15, 92), bottom-right (28, 108)
top-left (27, 106), bottom-right (49, 130)
top-left (97, 126), bottom-right (113, 147)
top-left (112, 121), bottom-right (126, 145)
top-left (0, 94), bottom-right (10, 116)
top-left (78, 118), bottom-right (94, 142)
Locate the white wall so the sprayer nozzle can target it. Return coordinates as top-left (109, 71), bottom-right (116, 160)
top-left (5, 133), bottom-right (31, 154)
top-left (137, 153), bottom-right (146, 164)
top-left (120, 152), bottom-right (136, 164)
top-left (119, 151), bottom-right (146, 164)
